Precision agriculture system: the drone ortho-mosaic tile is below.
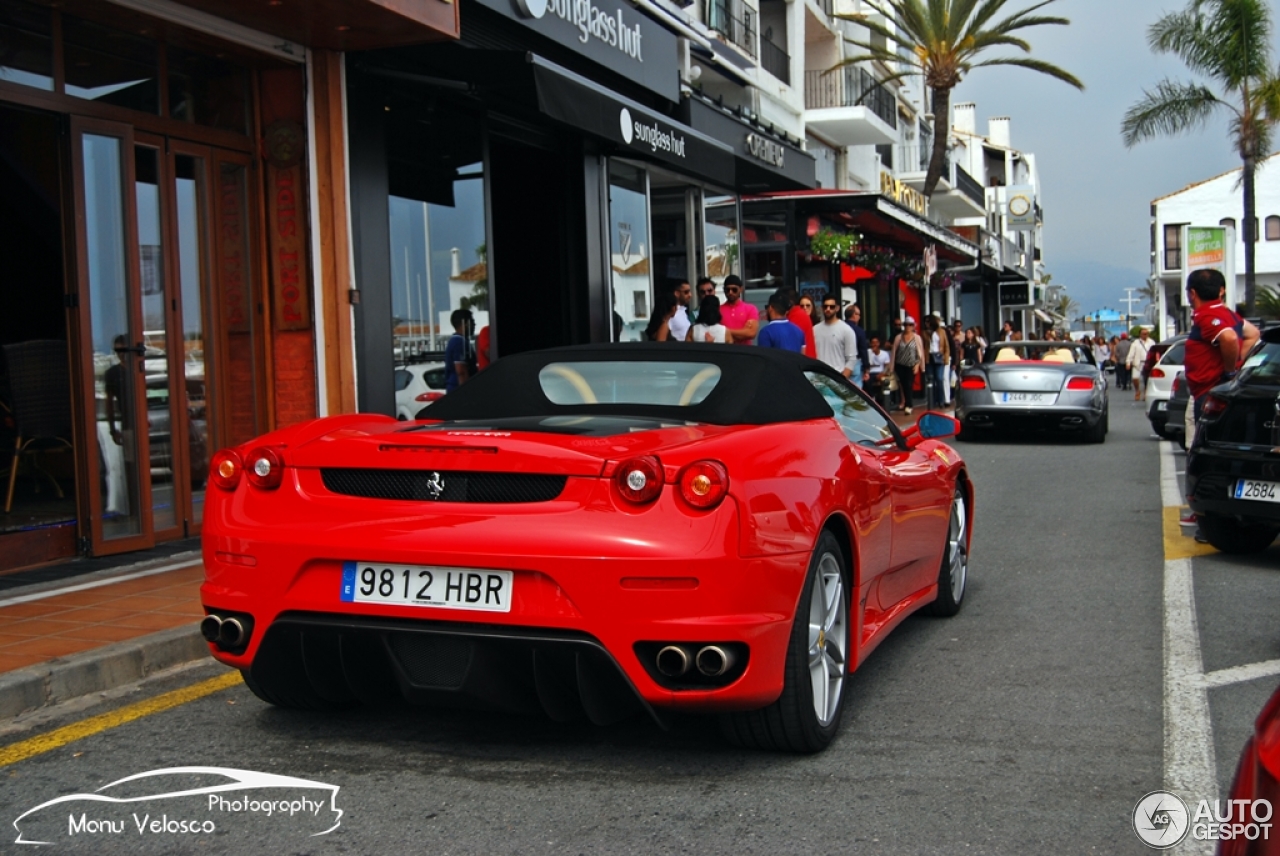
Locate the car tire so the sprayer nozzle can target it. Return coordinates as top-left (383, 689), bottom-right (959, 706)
top-left (720, 530), bottom-right (850, 753)
top-left (924, 487), bottom-right (968, 617)
top-left (1087, 411), bottom-right (1107, 444)
top-left (1198, 514), bottom-right (1280, 554)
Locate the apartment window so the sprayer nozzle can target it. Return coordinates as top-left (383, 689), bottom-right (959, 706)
top-left (1164, 224), bottom-right (1182, 270)
top-left (1267, 215), bottom-right (1280, 241)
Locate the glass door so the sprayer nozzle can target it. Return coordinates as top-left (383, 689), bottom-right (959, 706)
top-left (608, 161), bottom-right (651, 342)
top-left (69, 118), bottom-right (153, 554)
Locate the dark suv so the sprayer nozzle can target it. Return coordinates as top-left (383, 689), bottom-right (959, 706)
top-left (1186, 325), bottom-right (1280, 553)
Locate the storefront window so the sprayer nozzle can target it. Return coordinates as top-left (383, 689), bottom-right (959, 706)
top-left (167, 46), bottom-right (250, 134)
top-left (703, 194), bottom-right (739, 288)
top-left (0, 1), bottom-right (53, 91)
top-left (609, 161), bottom-right (650, 342)
top-left (742, 209), bottom-right (787, 314)
top-left (63, 15), bottom-right (160, 114)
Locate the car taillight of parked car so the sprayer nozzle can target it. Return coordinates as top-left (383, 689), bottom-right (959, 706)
top-left (676, 461), bottom-right (729, 509)
top-left (1201, 394), bottom-right (1230, 420)
top-left (1065, 377), bottom-right (1094, 391)
top-left (415, 391), bottom-right (444, 403)
top-left (1171, 375), bottom-right (1183, 395)
top-left (613, 456), bottom-right (663, 505)
top-left (959, 377), bottom-right (987, 390)
top-left (1151, 368), bottom-right (1166, 379)
top-left (210, 449), bottom-right (242, 491)
top-left (245, 447), bottom-right (285, 490)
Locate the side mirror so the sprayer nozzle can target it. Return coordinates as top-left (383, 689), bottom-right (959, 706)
top-left (917, 412), bottom-right (959, 440)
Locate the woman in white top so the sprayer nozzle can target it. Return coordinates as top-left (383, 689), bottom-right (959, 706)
top-left (1092, 338), bottom-right (1111, 369)
top-left (691, 295), bottom-right (731, 344)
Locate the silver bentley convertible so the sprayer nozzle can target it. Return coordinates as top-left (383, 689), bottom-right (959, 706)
top-left (954, 341), bottom-right (1109, 442)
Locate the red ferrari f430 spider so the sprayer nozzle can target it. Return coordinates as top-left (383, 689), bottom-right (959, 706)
top-left (201, 343), bottom-right (973, 752)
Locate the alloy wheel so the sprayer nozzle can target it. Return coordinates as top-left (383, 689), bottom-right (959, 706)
top-left (807, 552), bottom-right (847, 726)
top-left (948, 492), bottom-right (968, 603)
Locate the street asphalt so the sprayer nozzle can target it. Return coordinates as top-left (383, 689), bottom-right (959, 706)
top-left (0, 390), bottom-right (1275, 855)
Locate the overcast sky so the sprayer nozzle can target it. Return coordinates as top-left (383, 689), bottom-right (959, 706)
top-left (950, 0), bottom-right (1276, 318)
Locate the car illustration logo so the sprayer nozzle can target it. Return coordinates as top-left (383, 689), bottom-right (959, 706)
top-left (425, 472), bottom-right (445, 499)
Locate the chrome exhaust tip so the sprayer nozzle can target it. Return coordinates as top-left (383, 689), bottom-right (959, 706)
top-left (695, 645), bottom-right (734, 677)
top-left (200, 615), bottom-right (223, 643)
top-left (656, 645), bottom-right (691, 677)
top-left (217, 617), bottom-right (248, 649)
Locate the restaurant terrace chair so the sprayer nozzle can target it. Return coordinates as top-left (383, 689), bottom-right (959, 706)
top-left (3, 339), bottom-right (73, 513)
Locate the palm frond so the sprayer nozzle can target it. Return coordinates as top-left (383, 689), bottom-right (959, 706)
top-left (962, 32), bottom-right (1032, 54)
top-left (990, 15), bottom-right (1071, 35)
top-left (969, 56), bottom-right (1084, 89)
top-left (1255, 284), bottom-right (1280, 320)
top-left (1120, 80), bottom-right (1225, 146)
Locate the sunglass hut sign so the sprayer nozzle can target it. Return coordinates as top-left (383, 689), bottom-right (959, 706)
top-left (516, 0), bottom-right (645, 60)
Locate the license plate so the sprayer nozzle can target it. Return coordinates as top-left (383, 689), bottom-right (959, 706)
top-left (998, 392), bottom-right (1055, 404)
top-left (1232, 480), bottom-right (1280, 503)
top-left (1155, 401), bottom-right (1168, 411)
top-left (341, 562), bottom-right (513, 612)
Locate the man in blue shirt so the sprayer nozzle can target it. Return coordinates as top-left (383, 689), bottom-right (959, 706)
top-left (755, 292), bottom-right (805, 352)
top-left (444, 308), bottom-right (473, 392)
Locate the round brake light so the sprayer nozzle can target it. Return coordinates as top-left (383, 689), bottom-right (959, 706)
top-left (614, 456), bottom-right (663, 504)
top-left (245, 447), bottom-right (284, 490)
top-left (210, 449), bottom-right (242, 491)
top-left (677, 461), bottom-right (729, 509)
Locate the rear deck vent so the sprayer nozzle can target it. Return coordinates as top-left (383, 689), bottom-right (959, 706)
top-left (320, 469), bottom-right (567, 503)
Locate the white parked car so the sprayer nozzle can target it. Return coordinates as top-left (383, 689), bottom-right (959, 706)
top-left (1146, 336), bottom-right (1185, 439)
top-left (394, 362), bottom-right (446, 420)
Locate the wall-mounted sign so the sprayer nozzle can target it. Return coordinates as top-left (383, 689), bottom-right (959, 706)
top-left (1186, 226), bottom-right (1226, 270)
top-left (1006, 185), bottom-right (1036, 230)
top-left (999, 282), bottom-right (1030, 307)
top-left (880, 171), bottom-right (927, 215)
top-left (745, 133), bottom-right (785, 168)
top-left (620, 107), bottom-right (687, 158)
top-left (472, 0), bottom-right (679, 101)
top-left (268, 164), bottom-right (311, 331)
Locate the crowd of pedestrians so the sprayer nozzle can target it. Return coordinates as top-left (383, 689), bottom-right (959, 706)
top-left (642, 275), bottom-right (1002, 414)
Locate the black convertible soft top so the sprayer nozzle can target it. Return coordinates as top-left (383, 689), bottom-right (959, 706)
top-left (420, 342), bottom-right (842, 425)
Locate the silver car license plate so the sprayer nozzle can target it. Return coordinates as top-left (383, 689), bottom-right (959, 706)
top-left (1232, 480), bottom-right (1280, 503)
top-left (998, 392), bottom-right (1055, 404)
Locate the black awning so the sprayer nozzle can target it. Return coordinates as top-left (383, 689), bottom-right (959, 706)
top-left (678, 96), bottom-right (816, 191)
top-left (529, 56), bottom-right (737, 186)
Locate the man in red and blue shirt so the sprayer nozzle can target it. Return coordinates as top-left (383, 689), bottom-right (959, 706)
top-left (1183, 269), bottom-right (1258, 418)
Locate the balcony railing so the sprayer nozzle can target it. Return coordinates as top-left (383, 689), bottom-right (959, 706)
top-left (803, 67), bottom-right (897, 129)
top-left (707, 0), bottom-right (757, 58)
top-left (955, 165), bottom-right (983, 205)
top-left (760, 36), bottom-right (790, 84)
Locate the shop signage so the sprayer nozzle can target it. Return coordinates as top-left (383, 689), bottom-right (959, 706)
top-left (999, 282), bottom-right (1030, 307)
top-left (268, 164), bottom-right (311, 332)
top-left (619, 107), bottom-right (687, 158)
top-left (880, 171), bottom-right (927, 215)
top-left (1186, 226), bottom-right (1227, 270)
top-left (745, 133), bottom-right (784, 168)
top-left (1006, 185), bottom-right (1036, 230)
top-left (473, 0), bottom-right (678, 101)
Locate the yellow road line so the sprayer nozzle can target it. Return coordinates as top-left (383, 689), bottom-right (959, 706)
top-left (1163, 505), bottom-right (1216, 560)
top-left (0, 671), bottom-right (242, 768)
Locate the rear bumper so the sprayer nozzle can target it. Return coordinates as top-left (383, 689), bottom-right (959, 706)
top-left (956, 404), bottom-right (1102, 432)
top-left (1187, 446), bottom-right (1280, 527)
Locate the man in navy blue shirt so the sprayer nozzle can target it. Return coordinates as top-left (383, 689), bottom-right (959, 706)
top-left (755, 292), bottom-right (805, 352)
top-left (444, 308), bottom-right (473, 392)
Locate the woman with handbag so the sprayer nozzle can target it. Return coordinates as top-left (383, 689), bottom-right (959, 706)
top-left (924, 315), bottom-right (951, 408)
top-left (888, 318), bottom-right (926, 415)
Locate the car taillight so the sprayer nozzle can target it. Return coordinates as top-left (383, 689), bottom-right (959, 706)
top-left (676, 461), bottom-right (728, 509)
top-left (245, 446), bottom-right (284, 490)
top-left (1151, 368), bottom-right (1166, 379)
top-left (1201, 394), bottom-right (1229, 419)
top-left (614, 456), bottom-right (663, 504)
top-left (1065, 377), bottom-right (1094, 391)
top-left (415, 391), bottom-right (444, 403)
top-left (1171, 375), bottom-right (1183, 394)
top-left (210, 449), bottom-right (242, 491)
top-left (1256, 684), bottom-right (1280, 777)
top-left (960, 377), bottom-right (986, 390)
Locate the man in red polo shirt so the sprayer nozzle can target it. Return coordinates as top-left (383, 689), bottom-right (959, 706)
top-left (720, 275), bottom-right (759, 345)
top-left (1183, 268), bottom-right (1259, 443)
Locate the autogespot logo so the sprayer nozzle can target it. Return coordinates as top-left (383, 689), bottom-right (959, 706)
top-left (1133, 791), bottom-right (1190, 849)
top-left (619, 107), bottom-right (633, 144)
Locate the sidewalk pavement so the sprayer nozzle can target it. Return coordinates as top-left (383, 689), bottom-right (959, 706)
top-left (0, 555), bottom-right (210, 719)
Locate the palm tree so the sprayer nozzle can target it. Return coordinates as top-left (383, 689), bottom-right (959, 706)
top-left (1121, 0), bottom-right (1280, 315)
top-left (1256, 284), bottom-right (1280, 319)
top-left (835, 0), bottom-right (1083, 199)
top-left (1053, 293), bottom-right (1079, 323)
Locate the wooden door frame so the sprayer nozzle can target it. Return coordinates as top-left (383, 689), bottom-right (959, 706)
top-left (68, 116), bottom-right (155, 556)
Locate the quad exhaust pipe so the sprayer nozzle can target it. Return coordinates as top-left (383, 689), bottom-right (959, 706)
top-left (654, 644), bottom-right (739, 678)
top-left (201, 613), bottom-right (253, 650)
